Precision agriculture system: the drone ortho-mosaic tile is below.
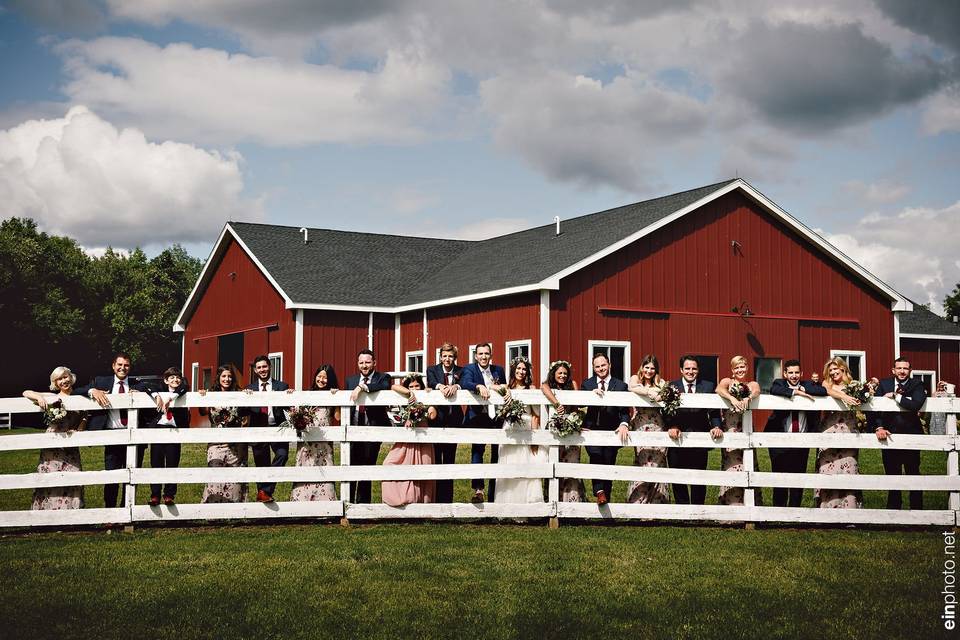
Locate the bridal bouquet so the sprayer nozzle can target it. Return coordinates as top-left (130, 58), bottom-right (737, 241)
top-left (211, 406), bottom-right (242, 428)
top-left (657, 384), bottom-right (682, 418)
top-left (397, 401), bottom-right (428, 427)
top-left (42, 405), bottom-right (68, 427)
top-left (281, 406), bottom-right (316, 436)
top-left (496, 397), bottom-right (527, 424)
top-left (843, 380), bottom-right (874, 406)
top-left (728, 381), bottom-right (750, 401)
top-left (548, 408), bottom-right (585, 438)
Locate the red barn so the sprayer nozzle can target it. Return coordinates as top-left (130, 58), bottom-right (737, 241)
top-left (896, 307), bottom-right (960, 394)
top-left (177, 179), bottom-right (927, 407)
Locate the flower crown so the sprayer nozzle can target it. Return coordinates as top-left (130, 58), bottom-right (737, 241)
top-left (510, 356), bottom-right (531, 369)
top-left (548, 360), bottom-right (572, 372)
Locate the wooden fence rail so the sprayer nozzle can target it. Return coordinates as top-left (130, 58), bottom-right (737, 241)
top-left (0, 390), bottom-right (957, 529)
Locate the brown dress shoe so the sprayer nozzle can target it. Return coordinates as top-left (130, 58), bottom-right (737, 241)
top-left (148, 496), bottom-right (161, 507)
top-left (256, 489), bottom-right (275, 503)
top-left (162, 496), bottom-right (175, 506)
top-left (471, 489), bottom-right (485, 504)
top-left (596, 490), bottom-right (608, 505)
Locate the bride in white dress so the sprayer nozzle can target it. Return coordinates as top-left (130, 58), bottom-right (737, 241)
top-left (496, 358), bottom-right (548, 503)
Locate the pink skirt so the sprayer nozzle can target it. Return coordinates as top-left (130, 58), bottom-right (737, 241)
top-left (381, 442), bottom-right (436, 506)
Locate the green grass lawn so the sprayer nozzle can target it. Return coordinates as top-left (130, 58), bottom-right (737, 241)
top-left (0, 427), bottom-right (953, 639)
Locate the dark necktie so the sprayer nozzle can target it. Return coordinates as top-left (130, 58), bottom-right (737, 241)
top-left (118, 380), bottom-right (128, 426)
top-left (261, 381), bottom-right (269, 414)
top-left (896, 383), bottom-right (904, 395)
top-left (790, 411), bottom-right (799, 432)
top-left (358, 377), bottom-right (369, 424)
top-left (687, 383), bottom-right (694, 394)
top-left (599, 379), bottom-right (605, 392)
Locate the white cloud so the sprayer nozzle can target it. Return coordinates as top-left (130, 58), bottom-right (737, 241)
top-left (841, 179), bottom-right (910, 205)
top-left (0, 106), bottom-right (262, 248)
top-left (922, 87), bottom-right (960, 135)
top-left (821, 200), bottom-right (960, 313)
top-left (56, 37), bottom-right (453, 146)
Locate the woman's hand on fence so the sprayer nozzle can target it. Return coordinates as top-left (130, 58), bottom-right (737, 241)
top-left (668, 427), bottom-right (681, 440)
top-left (710, 427), bottom-right (723, 439)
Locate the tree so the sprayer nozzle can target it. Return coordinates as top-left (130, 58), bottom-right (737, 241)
top-left (945, 283), bottom-right (960, 325)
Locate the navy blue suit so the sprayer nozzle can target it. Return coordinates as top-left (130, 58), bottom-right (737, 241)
top-left (426, 364), bottom-right (464, 503)
top-left (74, 375), bottom-right (151, 508)
top-left (460, 362), bottom-right (506, 499)
top-left (142, 381), bottom-right (189, 500)
top-left (345, 370), bottom-right (392, 503)
top-left (870, 376), bottom-right (927, 509)
top-left (245, 377), bottom-right (291, 498)
top-left (666, 378), bottom-right (721, 505)
top-left (765, 378), bottom-right (826, 507)
top-left (581, 376), bottom-right (630, 499)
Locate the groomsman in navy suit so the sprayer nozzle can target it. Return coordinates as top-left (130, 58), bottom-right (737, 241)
top-left (75, 352), bottom-right (154, 508)
top-left (459, 343), bottom-right (505, 503)
top-left (426, 342), bottom-right (464, 503)
top-left (244, 355), bottom-right (290, 503)
top-left (765, 359), bottom-right (827, 507)
top-left (667, 355), bottom-right (721, 505)
top-left (581, 352), bottom-right (631, 505)
top-left (869, 357), bottom-right (928, 510)
top-left (346, 349), bottom-right (392, 504)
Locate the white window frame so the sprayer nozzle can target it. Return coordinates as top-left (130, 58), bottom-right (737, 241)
top-left (587, 340), bottom-right (631, 381)
top-left (830, 349), bottom-right (867, 382)
top-left (190, 362), bottom-right (199, 392)
top-left (505, 339), bottom-right (532, 365)
top-left (435, 347), bottom-right (442, 365)
top-left (405, 350), bottom-right (425, 374)
top-left (267, 352), bottom-right (284, 382)
top-left (912, 369), bottom-right (936, 395)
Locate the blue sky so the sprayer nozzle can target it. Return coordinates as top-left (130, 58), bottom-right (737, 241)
top-left (0, 0), bottom-right (958, 312)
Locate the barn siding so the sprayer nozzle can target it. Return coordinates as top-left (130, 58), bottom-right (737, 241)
top-left (900, 338), bottom-right (960, 387)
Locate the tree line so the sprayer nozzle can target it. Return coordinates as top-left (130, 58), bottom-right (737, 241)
top-left (0, 218), bottom-right (202, 398)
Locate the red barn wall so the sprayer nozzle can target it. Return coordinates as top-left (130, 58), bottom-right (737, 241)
top-left (372, 313), bottom-right (395, 371)
top-left (900, 338), bottom-right (960, 387)
top-left (302, 310), bottom-right (370, 388)
top-left (427, 293), bottom-right (540, 371)
top-left (552, 190), bottom-right (895, 387)
top-left (400, 311), bottom-right (423, 362)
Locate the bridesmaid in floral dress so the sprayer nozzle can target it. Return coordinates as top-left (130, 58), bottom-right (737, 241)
top-left (715, 356), bottom-right (761, 505)
top-left (290, 364), bottom-right (340, 502)
top-left (540, 360), bottom-right (586, 502)
top-left (381, 375), bottom-right (436, 506)
top-left (23, 366), bottom-right (87, 510)
top-left (818, 357), bottom-right (864, 509)
top-left (199, 365), bottom-right (250, 503)
top-left (625, 355), bottom-right (670, 504)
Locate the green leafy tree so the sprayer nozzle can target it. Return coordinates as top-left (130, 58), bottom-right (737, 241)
top-left (945, 283), bottom-right (960, 325)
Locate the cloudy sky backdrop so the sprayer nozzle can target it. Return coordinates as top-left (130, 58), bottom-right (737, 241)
top-left (0, 0), bottom-right (957, 312)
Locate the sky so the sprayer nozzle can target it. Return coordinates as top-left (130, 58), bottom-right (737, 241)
top-left (0, 0), bottom-right (958, 314)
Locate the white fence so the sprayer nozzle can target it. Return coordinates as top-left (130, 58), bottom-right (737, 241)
top-left (0, 389), bottom-right (957, 529)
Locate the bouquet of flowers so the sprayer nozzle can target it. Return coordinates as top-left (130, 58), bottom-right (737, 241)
top-left (211, 406), bottom-right (242, 428)
top-left (657, 384), bottom-right (682, 418)
top-left (281, 406), bottom-right (316, 436)
top-left (397, 401), bottom-right (428, 427)
top-left (496, 397), bottom-right (527, 424)
top-left (548, 408), bottom-right (585, 438)
top-left (728, 381), bottom-right (750, 401)
top-left (843, 380), bottom-right (874, 406)
top-left (42, 405), bottom-right (68, 427)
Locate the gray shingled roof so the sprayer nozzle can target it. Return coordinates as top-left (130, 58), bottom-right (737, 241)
top-left (230, 179), bottom-right (736, 308)
top-left (899, 307), bottom-right (960, 336)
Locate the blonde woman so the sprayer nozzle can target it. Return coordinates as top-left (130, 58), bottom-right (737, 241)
top-left (817, 357), bottom-right (863, 509)
top-left (625, 355), bottom-right (670, 504)
top-left (23, 366), bottom-right (88, 510)
top-left (715, 356), bottom-right (760, 505)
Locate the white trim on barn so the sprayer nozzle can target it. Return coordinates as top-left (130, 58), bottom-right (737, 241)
top-left (294, 309), bottom-right (304, 391)
top-left (900, 333), bottom-right (960, 341)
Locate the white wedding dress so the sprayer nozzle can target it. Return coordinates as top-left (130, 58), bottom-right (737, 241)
top-left (495, 407), bottom-right (548, 503)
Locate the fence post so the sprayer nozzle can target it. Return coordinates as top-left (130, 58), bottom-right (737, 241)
top-left (124, 398), bottom-right (138, 533)
top-left (742, 407), bottom-right (756, 530)
top-left (948, 413), bottom-right (958, 521)
top-left (340, 406), bottom-right (351, 527)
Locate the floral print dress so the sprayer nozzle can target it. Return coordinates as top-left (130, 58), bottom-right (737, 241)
top-left (817, 410), bottom-right (861, 509)
top-left (201, 406), bottom-right (249, 503)
top-left (32, 410), bottom-right (87, 510)
top-left (290, 407), bottom-right (337, 501)
top-left (626, 407), bottom-right (670, 504)
top-left (718, 410), bottom-right (746, 505)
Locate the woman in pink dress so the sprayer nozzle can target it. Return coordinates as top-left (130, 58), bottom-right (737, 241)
top-left (818, 357), bottom-right (865, 509)
top-left (381, 374), bottom-right (436, 506)
top-left (715, 355), bottom-right (761, 505)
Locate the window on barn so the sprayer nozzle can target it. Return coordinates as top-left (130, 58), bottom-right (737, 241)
top-left (911, 370), bottom-right (936, 396)
top-left (191, 362), bottom-right (199, 391)
top-left (505, 340), bottom-right (531, 366)
top-left (830, 350), bottom-right (866, 382)
top-left (690, 355), bottom-right (719, 386)
top-left (202, 367), bottom-right (212, 391)
top-left (406, 351), bottom-right (424, 374)
top-left (587, 340), bottom-right (631, 381)
top-left (754, 358), bottom-right (782, 393)
top-left (268, 352), bottom-right (283, 381)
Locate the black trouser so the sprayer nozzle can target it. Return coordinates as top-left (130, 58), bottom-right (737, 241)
top-left (350, 441), bottom-right (382, 504)
top-left (585, 444), bottom-right (620, 498)
top-left (433, 443), bottom-right (458, 503)
top-left (150, 443), bottom-right (182, 499)
top-left (881, 448), bottom-right (923, 509)
top-left (769, 448), bottom-right (810, 507)
top-left (668, 447), bottom-right (709, 505)
top-left (467, 414), bottom-right (498, 500)
top-left (252, 442), bottom-right (289, 497)
top-left (103, 442), bottom-right (146, 508)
